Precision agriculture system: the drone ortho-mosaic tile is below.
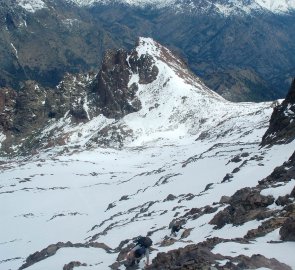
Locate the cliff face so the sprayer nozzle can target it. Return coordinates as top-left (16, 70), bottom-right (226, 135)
top-left (261, 78), bottom-right (295, 146)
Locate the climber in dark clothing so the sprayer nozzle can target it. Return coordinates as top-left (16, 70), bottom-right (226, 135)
top-left (170, 220), bottom-right (185, 237)
top-left (125, 236), bottom-right (152, 268)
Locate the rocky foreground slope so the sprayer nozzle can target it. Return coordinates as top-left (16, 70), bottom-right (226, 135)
top-left (0, 38), bottom-right (295, 270)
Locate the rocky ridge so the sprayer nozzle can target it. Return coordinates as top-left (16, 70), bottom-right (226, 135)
top-left (0, 38), bottom-right (162, 154)
top-left (2, 37), bottom-right (268, 155)
top-left (1, 0), bottom-right (295, 101)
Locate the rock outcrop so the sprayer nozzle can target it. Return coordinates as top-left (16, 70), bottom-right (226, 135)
top-left (0, 38), bottom-right (161, 154)
top-left (262, 78), bottom-right (295, 146)
top-left (0, 87), bottom-right (16, 132)
top-left (18, 241), bottom-right (112, 270)
top-left (280, 217), bottom-right (295, 241)
top-left (209, 187), bottom-right (274, 228)
top-left (259, 150), bottom-right (295, 187)
top-left (147, 238), bottom-right (292, 270)
top-left (92, 49), bottom-right (139, 119)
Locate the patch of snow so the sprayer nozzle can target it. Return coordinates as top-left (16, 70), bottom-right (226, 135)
top-left (10, 43), bottom-right (18, 59)
top-left (16, 0), bottom-right (47, 13)
top-left (256, 0), bottom-right (295, 13)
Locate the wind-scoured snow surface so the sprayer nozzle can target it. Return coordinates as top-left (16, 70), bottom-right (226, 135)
top-left (0, 38), bottom-right (295, 270)
top-left (16, 0), bottom-right (295, 14)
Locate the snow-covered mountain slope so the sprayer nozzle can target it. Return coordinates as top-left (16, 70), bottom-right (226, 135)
top-left (0, 37), bottom-right (295, 270)
top-left (1, 140), bottom-right (294, 270)
top-left (15, 0), bottom-right (295, 14)
top-left (16, 37), bottom-right (273, 153)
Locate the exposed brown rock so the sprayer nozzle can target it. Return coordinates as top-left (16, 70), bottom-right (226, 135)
top-left (146, 238), bottom-right (291, 270)
top-left (261, 78), bottom-right (295, 146)
top-left (164, 194), bottom-right (177, 202)
top-left (63, 261), bottom-right (87, 270)
top-left (219, 196), bottom-right (230, 204)
top-left (210, 188), bottom-right (274, 228)
top-left (180, 228), bottom-right (193, 239)
top-left (159, 236), bottom-right (178, 247)
top-left (92, 49), bottom-right (142, 119)
top-left (231, 254), bottom-right (291, 270)
top-left (275, 195), bottom-right (292, 206)
top-left (245, 217), bottom-right (286, 239)
top-left (259, 151), bottom-right (295, 187)
top-left (13, 81), bottom-right (47, 134)
top-left (19, 241), bottom-right (112, 270)
top-left (0, 87), bottom-right (16, 132)
top-left (280, 217), bottom-right (295, 241)
top-left (146, 244), bottom-right (223, 270)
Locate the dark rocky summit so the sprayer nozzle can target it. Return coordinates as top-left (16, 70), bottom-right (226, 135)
top-left (91, 44), bottom-right (158, 119)
top-left (262, 78), bottom-right (295, 146)
top-left (0, 39), bottom-right (160, 154)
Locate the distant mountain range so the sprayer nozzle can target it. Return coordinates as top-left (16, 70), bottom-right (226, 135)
top-left (0, 0), bottom-right (295, 102)
top-left (16, 0), bottom-right (295, 14)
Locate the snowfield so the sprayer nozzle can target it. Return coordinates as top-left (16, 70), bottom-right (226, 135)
top-left (0, 37), bottom-right (295, 269)
top-left (1, 138), bottom-right (295, 269)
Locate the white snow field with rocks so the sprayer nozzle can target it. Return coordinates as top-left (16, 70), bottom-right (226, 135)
top-left (0, 38), bottom-right (295, 270)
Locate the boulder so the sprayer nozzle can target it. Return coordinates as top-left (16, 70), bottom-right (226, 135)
top-left (280, 217), bottom-right (295, 241)
top-left (210, 188), bottom-right (274, 228)
top-left (275, 195), bottom-right (292, 206)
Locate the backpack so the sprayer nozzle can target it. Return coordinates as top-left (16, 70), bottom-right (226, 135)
top-left (134, 236), bottom-right (153, 248)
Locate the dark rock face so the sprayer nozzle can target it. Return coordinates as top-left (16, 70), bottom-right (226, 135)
top-left (280, 217), bottom-right (295, 241)
top-left (0, 39), bottom-right (161, 154)
top-left (0, 87), bottom-right (16, 132)
top-left (262, 78), bottom-right (295, 146)
top-left (92, 44), bottom-right (158, 119)
top-left (147, 244), bottom-right (223, 270)
top-left (63, 261), bottom-right (87, 270)
top-left (19, 241), bottom-right (112, 270)
top-left (231, 254), bottom-right (292, 270)
top-left (147, 239), bottom-right (292, 270)
top-left (0, 77), bottom-right (94, 153)
top-left (45, 73), bottom-right (96, 121)
top-left (259, 150), bottom-right (295, 186)
top-left (92, 49), bottom-right (141, 119)
top-left (210, 188), bottom-right (274, 228)
top-left (275, 195), bottom-right (292, 206)
top-left (13, 81), bottom-right (47, 134)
